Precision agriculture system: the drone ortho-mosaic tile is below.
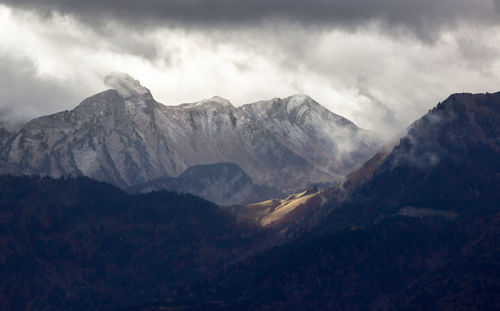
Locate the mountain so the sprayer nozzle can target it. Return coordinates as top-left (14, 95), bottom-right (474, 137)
top-left (0, 73), bottom-right (380, 196)
top-left (130, 162), bottom-right (283, 206)
top-left (241, 91), bottom-right (500, 233)
top-left (0, 123), bottom-right (10, 143)
top-left (128, 92), bottom-right (500, 310)
top-left (310, 91), bottom-right (500, 231)
top-left (0, 175), bottom-right (264, 310)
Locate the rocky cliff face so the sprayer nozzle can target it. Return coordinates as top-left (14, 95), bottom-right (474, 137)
top-left (0, 127), bottom-right (10, 145)
top-left (0, 73), bottom-right (380, 194)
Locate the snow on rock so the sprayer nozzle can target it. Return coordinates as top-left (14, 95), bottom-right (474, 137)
top-left (181, 96), bottom-right (234, 109)
top-left (285, 94), bottom-right (312, 112)
top-left (0, 73), bottom-right (382, 195)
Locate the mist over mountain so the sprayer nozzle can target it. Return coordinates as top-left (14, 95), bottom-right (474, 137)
top-left (0, 73), bottom-right (380, 202)
top-left (235, 91), bottom-right (500, 234)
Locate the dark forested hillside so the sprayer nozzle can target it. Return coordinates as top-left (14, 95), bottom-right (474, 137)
top-left (317, 91), bottom-right (500, 231)
top-left (135, 214), bottom-right (498, 311)
top-left (0, 175), bottom-right (262, 310)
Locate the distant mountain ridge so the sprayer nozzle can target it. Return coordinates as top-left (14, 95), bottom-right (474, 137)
top-left (130, 162), bottom-right (283, 206)
top-left (0, 73), bottom-right (380, 197)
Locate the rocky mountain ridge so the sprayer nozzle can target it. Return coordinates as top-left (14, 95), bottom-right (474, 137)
top-left (0, 73), bottom-right (380, 196)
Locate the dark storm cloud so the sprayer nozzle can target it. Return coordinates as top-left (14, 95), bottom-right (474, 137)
top-left (2, 0), bottom-right (499, 37)
top-left (0, 54), bottom-right (84, 128)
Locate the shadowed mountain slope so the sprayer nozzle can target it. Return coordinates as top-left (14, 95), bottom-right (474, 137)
top-left (130, 162), bottom-right (283, 206)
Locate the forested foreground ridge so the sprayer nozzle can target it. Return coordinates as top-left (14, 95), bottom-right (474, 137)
top-left (0, 175), bottom-right (263, 310)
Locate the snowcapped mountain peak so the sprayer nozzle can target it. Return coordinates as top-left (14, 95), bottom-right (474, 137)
top-left (183, 96), bottom-right (234, 109)
top-left (0, 83), bottom-right (381, 193)
top-left (103, 72), bottom-right (151, 98)
top-left (283, 94), bottom-right (315, 113)
top-left (245, 94), bottom-right (326, 120)
top-left (285, 94), bottom-right (320, 108)
top-left (286, 94), bottom-right (312, 102)
top-left (209, 95), bottom-right (232, 104)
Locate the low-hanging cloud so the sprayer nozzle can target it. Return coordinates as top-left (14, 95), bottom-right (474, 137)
top-left (103, 72), bottom-right (150, 98)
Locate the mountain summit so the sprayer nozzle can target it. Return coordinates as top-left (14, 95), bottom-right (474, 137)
top-left (103, 72), bottom-right (151, 98)
top-left (0, 73), bottom-right (380, 196)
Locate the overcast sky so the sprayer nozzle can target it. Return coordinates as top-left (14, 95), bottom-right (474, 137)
top-left (1, 0), bottom-right (500, 137)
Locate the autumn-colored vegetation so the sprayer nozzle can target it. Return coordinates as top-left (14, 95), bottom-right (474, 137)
top-left (0, 175), bottom-right (262, 310)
